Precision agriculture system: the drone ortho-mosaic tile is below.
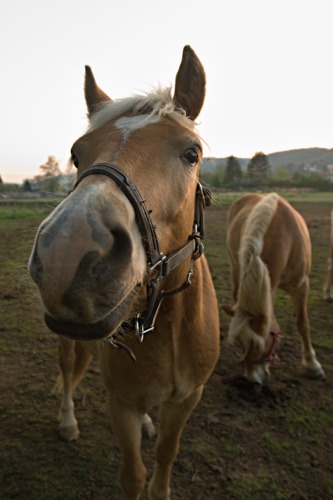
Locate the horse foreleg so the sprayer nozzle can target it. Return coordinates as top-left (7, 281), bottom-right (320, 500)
top-left (148, 386), bottom-right (203, 500)
top-left (230, 260), bottom-right (240, 304)
top-left (56, 338), bottom-right (92, 441)
top-left (323, 257), bottom-right (333, 302)
top-left (290, 280), bottom-right (325, 379)
top-left (107, 394), bottom-right (147, 500)
top-left (142, 412), bottom-right (156, 438)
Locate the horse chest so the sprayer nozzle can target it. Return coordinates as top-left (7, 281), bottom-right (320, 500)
top-left (97, 339), bottom-right (204, 407)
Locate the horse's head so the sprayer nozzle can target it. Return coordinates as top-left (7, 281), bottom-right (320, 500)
top-left (29, 46), bottom-right (207, 344)
top-left (224, 306), bottom-right (282, 384)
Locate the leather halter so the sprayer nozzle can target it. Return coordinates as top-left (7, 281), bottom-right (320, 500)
top-left (72, 163), bottom-right (209, 358)
top-left (246, 328), bottom-right (282, 365)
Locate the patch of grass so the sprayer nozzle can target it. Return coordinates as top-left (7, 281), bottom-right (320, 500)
top-left (262, 432), bottom-right (288, 455)
top-left (225, 474), bottom-right (284, 499)
top-left (327, 481), bottom-right (333, 496)
top-left (0, 198), bottom-right (62, 207)
top-left (0, 207), bottom-right (51, 219)
top-left (222, 442), bottom-right (239, 459)
top-left (311, 333), bottom-right (333, 349)
top-left (286, 408), bottom-right (333, 440)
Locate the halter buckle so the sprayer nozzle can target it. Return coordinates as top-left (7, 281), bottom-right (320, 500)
top-left (148, 254), bottom-right (166, 283)
top-left (135, 315), bottom-right (155, 342)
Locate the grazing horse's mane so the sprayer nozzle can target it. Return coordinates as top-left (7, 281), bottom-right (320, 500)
top-left (230, 193), bottom-right (279, 357)
top-left (87, 86), bottom-right (198, 135)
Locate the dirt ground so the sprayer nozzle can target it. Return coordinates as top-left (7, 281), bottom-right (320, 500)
top-left (1, 200), bottom-right (333, 499)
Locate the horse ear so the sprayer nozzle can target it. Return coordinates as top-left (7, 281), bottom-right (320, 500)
top-left (173, 45), bottom-right (206, 120)
top-left (84, 65), bottom-right (112, 117)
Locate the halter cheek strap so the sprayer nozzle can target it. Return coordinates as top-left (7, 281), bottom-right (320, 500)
top-left (72, 163), bottom-right (161, 265)
top-left (246, 328), bottom-right (282, 366)
top-left (73, 163), bottom-right (209, 357)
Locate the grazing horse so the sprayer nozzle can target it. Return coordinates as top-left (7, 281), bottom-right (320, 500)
top-left (223, 192), bottom-right (325, 384)
top-left (29, 46), bottom-right (220, 499)
top-left (323, 209), bottom-right (333, 302)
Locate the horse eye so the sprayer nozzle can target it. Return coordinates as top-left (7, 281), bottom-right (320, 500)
top-left (71, 153), bottom-right (79, 169)
top-left (181, 148), bottom-right (199, 166)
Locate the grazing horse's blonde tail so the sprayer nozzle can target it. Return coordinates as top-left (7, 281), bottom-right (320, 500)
top-left (229, 193), bottom-right (279, 358)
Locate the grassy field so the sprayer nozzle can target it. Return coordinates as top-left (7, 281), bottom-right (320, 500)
top-left (212, 189), bottom-right (333, 205)
top-left (1, 192), bottom-right (333, 499)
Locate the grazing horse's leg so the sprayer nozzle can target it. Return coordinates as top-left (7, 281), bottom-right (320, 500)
top-left (288, 279), bottom-right (325, 379)
top-left (323, 210), bottom-right (333, 301)
top-left (323, 257), bottom-right (333, 302)
top-left (107, 395), bottom-right (147, 500)
top-left (142, 412), bottom-right (156, 438)
top-left (148, 386), bottom-right (203, 500)
top-left (230, 260), bottom-right (239, 304)
top-left (56, 337), bottom-right (92, 441)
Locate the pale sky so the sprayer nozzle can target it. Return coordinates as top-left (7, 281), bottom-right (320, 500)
top-left (1, 0), bottom-right (332, 183)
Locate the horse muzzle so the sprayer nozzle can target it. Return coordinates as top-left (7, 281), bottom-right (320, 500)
top-left (43, 287), bottom-right (138, 341)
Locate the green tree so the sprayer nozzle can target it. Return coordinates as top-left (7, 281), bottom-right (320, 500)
top-left (22, 179), bottom-right (32, 192)
top-left (39, 155), bottom-right (62, 176)
top-left (247, 151), bottom-right (271, 181)
top-left (35, 155), bottom-right (63, 193)
top-left (223, 156), bottom-right (242, 186)
top-left (211, 163), bottom-right (226, 187)
top-left (274, 167), bottom-right (292, 182)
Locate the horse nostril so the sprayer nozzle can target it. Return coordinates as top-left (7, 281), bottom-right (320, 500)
top-left (91, 259), bottom-right (108, 280)
top-left (29, 249), bottom-right (43, 285)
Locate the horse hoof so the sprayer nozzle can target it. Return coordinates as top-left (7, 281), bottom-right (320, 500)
top-left (59, 425), bottom-right (80, 441)
top-left (313, 369), bottom-right (326, 380)
top-left (304, 366), bottom-right (326, 380)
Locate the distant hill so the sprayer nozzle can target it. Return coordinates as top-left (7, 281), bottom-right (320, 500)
top-left (268, 148), bottom-right (333, 168)
top-left (201, 147), bottom-right (333, 172)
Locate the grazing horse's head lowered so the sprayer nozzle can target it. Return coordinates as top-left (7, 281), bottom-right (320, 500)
top-left (29, 46), bottom-right (220, 499)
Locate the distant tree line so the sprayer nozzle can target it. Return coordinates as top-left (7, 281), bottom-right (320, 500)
top-left (1, 152), bottom-right (332, 195)
top-left (0, 156), bottom-right (75, 195)
top-left (200, 151), bottom-right (333, 191)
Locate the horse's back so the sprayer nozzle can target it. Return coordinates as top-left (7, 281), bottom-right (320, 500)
top-left (227, 193), bottom-right (311, 288)
top-left (227, 193), bottom-right (262, 228)
top-left (227, 193), bottom-right (264, 259)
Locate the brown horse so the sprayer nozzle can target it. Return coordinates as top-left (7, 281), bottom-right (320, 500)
top-left (323, 209), bottom-right (333, 302)
top-left (29, 46), bottom-right (220, 499)
top-left (223, 192), bottom-right (325, 384)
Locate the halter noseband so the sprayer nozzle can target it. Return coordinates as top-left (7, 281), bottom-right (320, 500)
top-left (245, 328), bottom-right (282, 366)
top-left (72, 163), bottom-right (209, 358)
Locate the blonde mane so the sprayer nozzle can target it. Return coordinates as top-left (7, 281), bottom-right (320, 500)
top-left (229, 193), bottom-right (279, 357)
top-left (88, 86), bottom-right (198, 136)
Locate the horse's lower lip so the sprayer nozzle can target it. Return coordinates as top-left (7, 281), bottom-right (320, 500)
top-left (44, 292), bottom-right (135, 341)
top-left (44, 313), bottom-right (117, 340)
